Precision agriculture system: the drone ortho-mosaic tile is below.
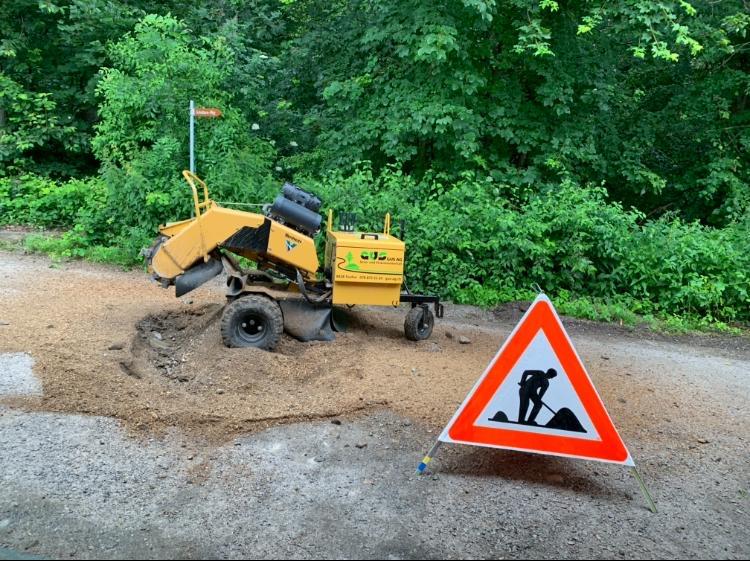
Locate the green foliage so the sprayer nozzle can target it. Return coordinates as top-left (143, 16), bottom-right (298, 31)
top-left (24, 231), bottom-right (142, 266)
top-left (0, 175), bottom-right (99, 227)
top-left (0, 0), bottom-right (160, 176)
top-left (305, 164), bottom-right (750, 323)
top-left (0, 74), bottom-right (75, 175)
top-left (92, 14), bottom-right (277, 233)
top-left (268, 0), bottom-right (749, 225)
top-left (1, 2), bottom-right (748, 331)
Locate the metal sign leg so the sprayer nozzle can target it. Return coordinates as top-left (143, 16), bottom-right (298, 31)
top-left (631, 467), bottom-right (658, 513)
top-left (416, 440), bottom-right (443, 475)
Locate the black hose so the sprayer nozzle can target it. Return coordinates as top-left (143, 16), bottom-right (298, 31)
top-left (295, 269), bottom-right (331, 305)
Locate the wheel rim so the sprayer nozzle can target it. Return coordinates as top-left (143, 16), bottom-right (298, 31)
top-left (235, 311), bottom-right (268, 344)
top-left (417, 309), bottom-right (432, 336)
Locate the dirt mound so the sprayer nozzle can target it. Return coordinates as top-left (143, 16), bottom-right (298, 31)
top-left (0, 272), bottom-right (676, 444)
top-left (101, 303), bottom-right (401, 438)
top-left (491, 300), bottom-right (532, 322)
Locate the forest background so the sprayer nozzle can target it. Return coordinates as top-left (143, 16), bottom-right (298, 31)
top-left (1, 0), bottom-right (748, 329)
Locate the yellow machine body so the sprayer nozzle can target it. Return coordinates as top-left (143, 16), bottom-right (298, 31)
top-left (325, 230), bottom-right (405, 306)
top-left (147, 172), bottom-right (442, 348)
top-left (149, 172), bottom-right (319, 283)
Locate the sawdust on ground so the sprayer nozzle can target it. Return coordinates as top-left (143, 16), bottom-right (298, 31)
top-left (0, 251), bottom-right (747, 446)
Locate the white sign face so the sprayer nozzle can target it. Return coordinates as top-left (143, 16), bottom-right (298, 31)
top-left (473, 331), bottom-right (600, 441)
top-left (438, 294), bottom-right (633, 466)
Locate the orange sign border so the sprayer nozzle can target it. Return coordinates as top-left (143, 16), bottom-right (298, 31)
top-left (441, 295), bottom-right (633, 465)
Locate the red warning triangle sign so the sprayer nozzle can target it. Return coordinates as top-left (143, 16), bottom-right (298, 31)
top-left (440, 294), bottom-right (633, 466)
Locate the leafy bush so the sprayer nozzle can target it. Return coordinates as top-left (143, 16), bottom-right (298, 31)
top-left (4, 160), bottom-right (747, 324)
top-left (623, 217), bottom-right (749, 322)
top-left (304, 164), bottom-right (750, 323)
top-left (0, 175), bottom-right (101, 228)
top-left (92, 14), bottom-right (277, 233)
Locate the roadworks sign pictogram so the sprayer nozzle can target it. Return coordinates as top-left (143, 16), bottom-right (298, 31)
top-left (439, 294), bottom-right (633, 465)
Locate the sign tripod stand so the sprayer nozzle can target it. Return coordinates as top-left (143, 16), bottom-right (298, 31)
top-left (416, 292), bottom-right (657, 514)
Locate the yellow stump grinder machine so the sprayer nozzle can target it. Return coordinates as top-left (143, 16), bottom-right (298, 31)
top-left (145, 171), bottom-right (444, 350)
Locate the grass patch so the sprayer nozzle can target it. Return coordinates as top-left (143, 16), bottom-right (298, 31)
top-left (0, 237), bottom-right (23, 252)
top-left (23, 232), bottom-right (140, 268)
top-left (552, 295), bottom-right (745, 335)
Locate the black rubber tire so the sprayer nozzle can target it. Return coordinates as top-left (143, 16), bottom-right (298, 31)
top-left (404, 306), bottom-right (434, 341)
top-left (221, 295), bottom-right (284, 350)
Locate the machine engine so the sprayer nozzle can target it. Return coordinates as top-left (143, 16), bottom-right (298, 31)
top-left (267, 183), bottom-right (323, 236)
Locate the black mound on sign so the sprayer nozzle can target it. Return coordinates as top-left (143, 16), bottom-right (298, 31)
top-left (488, 408), bottom-right (587, 434)
top-left (488, 411), bottom-right (509, 423)
top-left (544, 408), bottom-right (586, 433)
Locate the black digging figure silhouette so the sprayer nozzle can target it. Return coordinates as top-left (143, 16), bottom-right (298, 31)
top-left (518, 368), bottom-right (557, 425)
top-left (487, 368), bottom-right (587, 433)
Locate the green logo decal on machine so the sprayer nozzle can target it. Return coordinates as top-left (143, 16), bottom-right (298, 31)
top-left (344, 251), bottom-right (361, 271)
top-left (361, 250), bottom-right (387, 261)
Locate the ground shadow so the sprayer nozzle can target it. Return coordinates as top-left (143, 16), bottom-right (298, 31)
top-left (436, 446), bottom-right (633, 501)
